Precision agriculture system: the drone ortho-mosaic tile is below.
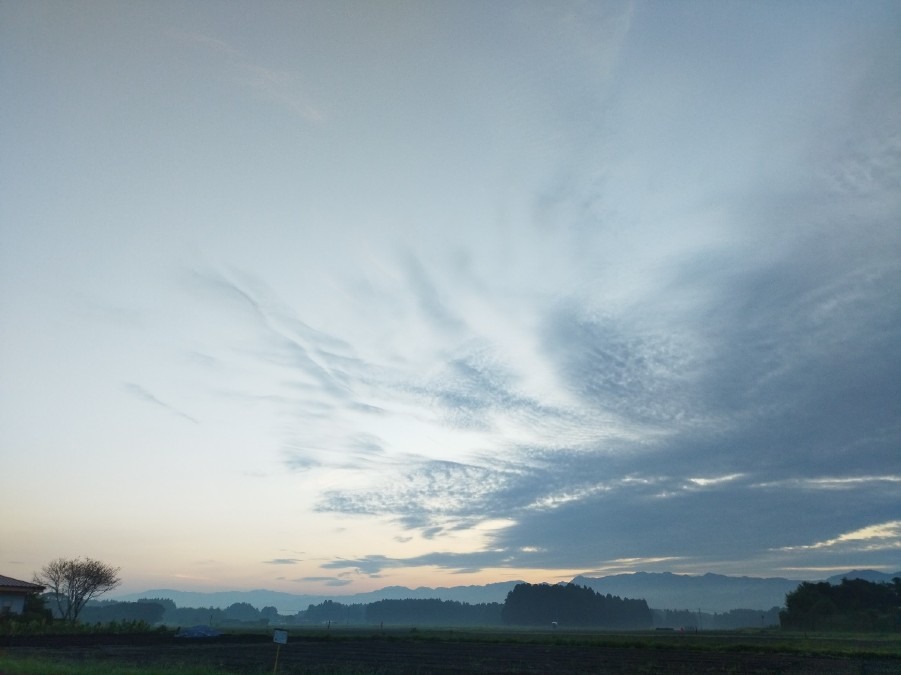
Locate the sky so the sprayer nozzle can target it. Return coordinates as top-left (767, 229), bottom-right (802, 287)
top-left (1, 1), bottom-right (899, 596)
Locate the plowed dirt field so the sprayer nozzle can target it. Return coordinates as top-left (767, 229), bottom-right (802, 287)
top-left (5, 631), bottom-right (900, 674)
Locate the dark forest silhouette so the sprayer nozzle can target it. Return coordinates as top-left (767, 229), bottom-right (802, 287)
top-left (780, 578), bottom-right (901, 631)
top-left (501, 583), bottom-right (651, 628)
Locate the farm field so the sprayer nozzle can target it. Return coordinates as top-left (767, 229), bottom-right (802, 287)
top-left (3, 628), bottom-right (900, 674)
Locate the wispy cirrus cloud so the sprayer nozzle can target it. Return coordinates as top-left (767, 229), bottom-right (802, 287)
top-left (320, 551), bottom-right (513, 577)
top-left (777, 521), bottom-right (901, 553)
top-left (173, 30), bottom-right (324, 122)
top-left (186, 225), bottom-right (901, 577)
top-left (158, 2), bottom-right (901, 585)
top-left (296, 576), bottom-right (353, 587)
top-left (752, 476), bottom-right (901, 490)
top-left (123, 383), bottom-right (199, 424)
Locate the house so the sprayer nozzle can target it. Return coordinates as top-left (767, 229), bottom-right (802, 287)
top-left (0, 574), bottom-right (45, 616)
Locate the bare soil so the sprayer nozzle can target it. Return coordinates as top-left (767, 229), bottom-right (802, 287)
top-left (5, 631), bottom-right (900, 674)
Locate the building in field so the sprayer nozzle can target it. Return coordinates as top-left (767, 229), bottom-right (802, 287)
top-left (0, 574), bottom-right (45, 616)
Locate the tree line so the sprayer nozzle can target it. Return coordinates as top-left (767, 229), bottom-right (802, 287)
top-left (302, 584), bottom-right (652, 628)
top-left (68, 583), bottom-right (654, 629)
top-left (47, 578), bottom-right (901, 632)
top-left (780, 578), bottom-right (901, 632)
top-left (80, 598), bottom-right (282, 627)
top-left (501, 583), bottom-right (651, 628)
top-left (72, 596), bottom-right (499, 628)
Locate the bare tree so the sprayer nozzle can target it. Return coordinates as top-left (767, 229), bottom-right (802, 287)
top-left (34, 557), bottom-right (121, 623)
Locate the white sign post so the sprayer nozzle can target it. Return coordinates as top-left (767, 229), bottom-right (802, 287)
top-left (272, 630), bottom-right (288, 673)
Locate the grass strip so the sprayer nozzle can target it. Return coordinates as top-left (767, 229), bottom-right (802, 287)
top-left (0, 654), bottom-right (230, 675)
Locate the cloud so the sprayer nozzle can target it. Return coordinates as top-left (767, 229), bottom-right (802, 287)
top-left (539, 301), bottom-right (701, 429)
top-left (296, 576), bottom-right (353, 587)
top-left (752, 476), bottom-right (901, 491)
top-left (263, 558), bottom-right (303, 565)
top-left (777, 521), bottom-right (901, 553)
top-left (315, 431), bottom-right (900, 574)
top-left (315, 459), bottom-right (517, 533)
top-left (415, 343), bottom-right (563, 433)
top-left (687, 475), bottom-right (744, 488)
top-left (186, 267), bottom-right (361, 405)
top-left (173, 3), bottom-right (900, 583)
top-left (173, 31), bottom-right (242, 59)
top-left (174, 30), bottom-right (323, 122)
top-left (320, 551), bottom-right (511, 577)
top-left (400, 252), bottom-right (467, 335)
top-left (122, 383), bottom-right (199, 424)
top-left (235, 63), bottom-right (324, 122)
top-left (198, 221), bottom-right (900, 577)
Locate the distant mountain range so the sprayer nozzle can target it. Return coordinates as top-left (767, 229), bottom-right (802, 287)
top-left (115, 569), bottom-right (900, 615)
top-left (574, 572), bottom-right (810, 613)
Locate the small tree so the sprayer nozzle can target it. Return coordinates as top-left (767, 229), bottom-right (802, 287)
top-left (34, 557), bottom-right (121, 623)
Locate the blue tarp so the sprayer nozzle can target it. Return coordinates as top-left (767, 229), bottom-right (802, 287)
top-left (175, 625), bottom-right (221, 638)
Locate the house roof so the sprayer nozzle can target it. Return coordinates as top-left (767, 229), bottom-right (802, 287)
top-left (0, 574), bottom-right (45, 593)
